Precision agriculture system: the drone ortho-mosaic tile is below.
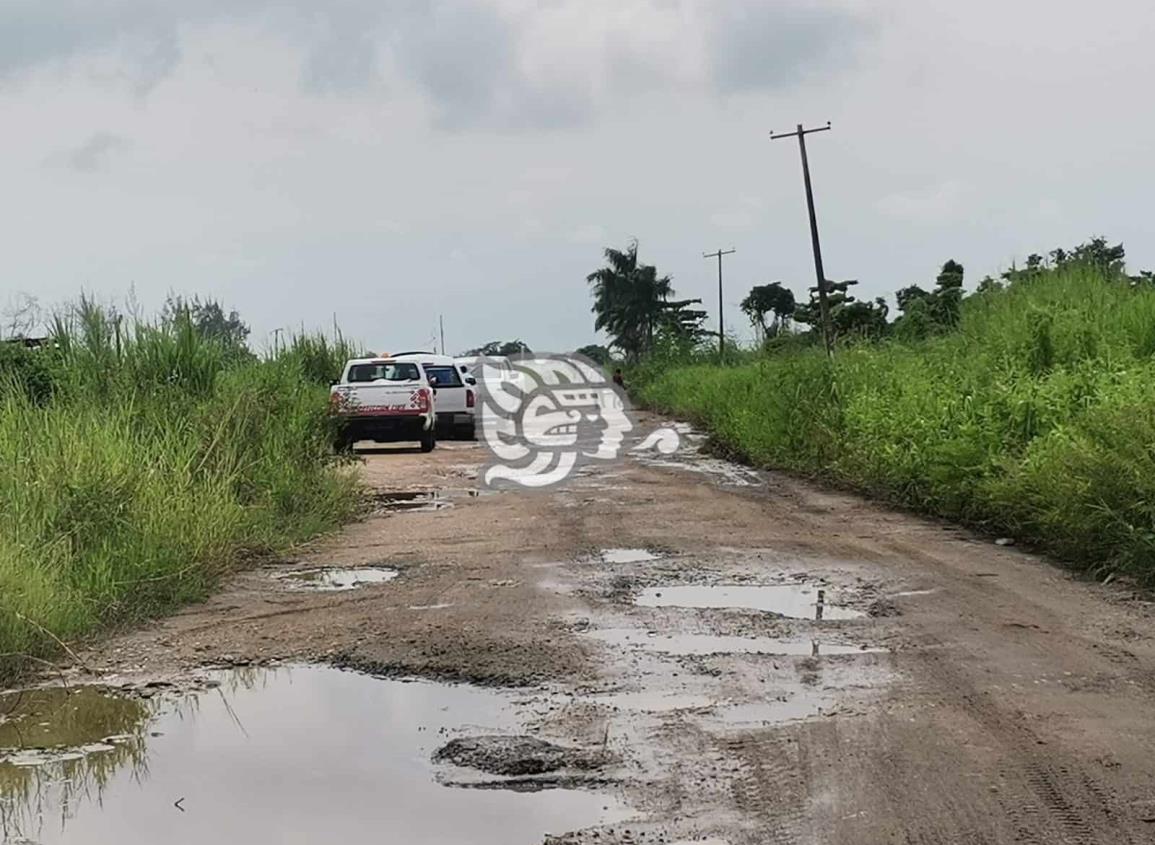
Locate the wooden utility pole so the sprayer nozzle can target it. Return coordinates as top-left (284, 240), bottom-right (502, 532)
top-left (771, 121), bottom-right (834, 355)
top-left (703, 248), bottom-right (736, 358)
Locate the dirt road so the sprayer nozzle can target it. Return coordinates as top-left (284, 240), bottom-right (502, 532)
top-left (16, 415), bottom-right (1155, 843)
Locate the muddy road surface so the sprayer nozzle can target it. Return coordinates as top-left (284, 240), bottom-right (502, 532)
top-left (4, 415), bottom-right (1155, 844)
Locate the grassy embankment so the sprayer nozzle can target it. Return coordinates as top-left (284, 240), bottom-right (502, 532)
top-left (639, 266), bottom-right (1155, 580)
top-left (0, 302), bottom-right (359, 681)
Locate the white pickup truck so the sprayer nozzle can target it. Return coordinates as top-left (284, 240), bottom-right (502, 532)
top-left (329, 357), bottom-right (437, 452)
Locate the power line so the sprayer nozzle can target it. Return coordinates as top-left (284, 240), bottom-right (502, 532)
top-left (771, 121), bottom-right (834, 355)
top-left (703, 248), bottom-right (736, 359)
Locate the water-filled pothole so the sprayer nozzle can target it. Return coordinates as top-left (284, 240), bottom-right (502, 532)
top-left (599, 549), bottom-right (660, 564)
top-left (582, 628), bottom-right (880, 656)
top-left (634, 584), bottom-right (865, 620)
top-left (0, 666), bottom-right (628, 844)
top-left (277, 566), bottom-right (399, 591)
top-left (371, 490), bottom-right (456, 513)
top-left (633, 423), bottom-right (762, 487)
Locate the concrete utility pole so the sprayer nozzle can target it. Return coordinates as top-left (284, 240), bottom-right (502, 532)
top-left (439, 315), bottom-right (446, 356)
top-left (703, 248), bottom-right (736, 358)
top-left (771, 121), bottom-right (834, 356)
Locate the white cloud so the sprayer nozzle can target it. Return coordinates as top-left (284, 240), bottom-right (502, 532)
top-left (0, 1), bottom-right (870, 130)
top-left (875, 180), bottom-right (971, 223)
top-left (46, 132), bottom-right (131, 172)
top-left (568, 224), bottom-right (607, 245)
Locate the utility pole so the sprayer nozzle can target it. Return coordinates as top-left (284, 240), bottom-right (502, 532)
top-left (703, 248), bottom-right (736, 359)
top-left (271, 327), bottom-right (283, 357)
top-left (439, 315), bottom-right (446, 356)
top-left (771, 121), bottom-right (834, 355)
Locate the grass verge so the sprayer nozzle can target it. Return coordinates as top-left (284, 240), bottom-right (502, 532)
top-left (0, 304), bottom-right (360, 682)
top-left (639, 266), bottom-right (1155, 581)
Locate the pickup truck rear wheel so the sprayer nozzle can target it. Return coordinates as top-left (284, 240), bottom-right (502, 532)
top-left (419, 430), bottom-right (436, 453)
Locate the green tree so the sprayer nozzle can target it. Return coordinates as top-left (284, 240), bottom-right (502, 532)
top-left (575, 343), bottom-right (611, 365)
top-left (931, 260), bottom-right (965, 327)
top-left (463, 340), bottom-right (531, 356)
top-left (1053, 237), bottom-right (1125, 275)
top-left (162, 295), bottom-right (251, 358)
top-left (895, 285), bottom-right (930, 314)
top-left (892, 260), bottom-right (966, 339)
top-left (794, 280), bottom-right (887, 343)
top-left (587, 242), bottom-right (701, 360)
top-left (740, 283), bottom-right (796, 341)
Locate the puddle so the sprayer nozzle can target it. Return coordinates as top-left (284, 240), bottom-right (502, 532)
top-left (634, 584), bottom-right (865, 620)
top-left (582, 629), bottom-right (879, 656)
top-left (633, 424), bottom-right (762, 487)
top-left (708, 693), bottom-right (828, 726)
top-left (371, 491), bottom-right (455, 513)
top-left (0, 666), bottom-right (628, 844)
top-left (0, 685), bottom-right (153, 769)
top-left (277, 566), bottom-right (399, 591)
top-left (599, 549), bottom-right (659, 564)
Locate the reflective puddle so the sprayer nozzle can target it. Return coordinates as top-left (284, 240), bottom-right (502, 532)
top-left (634, 584), bottom-right (865, 620)
top-left (599, 549), bottom-right (660, 564)
top-left (277, 566), bottom-right (399, 591)
top-left (0, 685), bottom-right (152, 769)
top-left (371, 491), bottom-right (455, 513)
top-left (633, 424), bottom-right (762, 487)
top-left (582, 629), bottom-right (879, 656)
top-left (0, 666), bottom-right (627, 844)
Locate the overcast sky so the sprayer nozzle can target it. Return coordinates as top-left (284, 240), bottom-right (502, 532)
top-left (4, 0), bottom-right (1154, 353)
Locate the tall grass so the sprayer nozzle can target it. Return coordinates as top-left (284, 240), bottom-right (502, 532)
top-left (640, 266), bottom-right (1155, 580)
top-left (0, 303), bottom-right (360, 681)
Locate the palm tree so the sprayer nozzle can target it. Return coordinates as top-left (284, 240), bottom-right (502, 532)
top-left (587, 242), bottom-right (674, 360)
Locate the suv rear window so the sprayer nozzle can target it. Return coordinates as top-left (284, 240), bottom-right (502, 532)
top-left (423, 365), bottom-right (463, 387)
top-left (347, 362), bottom-right (421, 383)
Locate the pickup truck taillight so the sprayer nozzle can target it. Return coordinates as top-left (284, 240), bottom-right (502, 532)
top-left (415, 388), bottom-right (431, 412)
top-left (466, 389), bottom-right (475, 408)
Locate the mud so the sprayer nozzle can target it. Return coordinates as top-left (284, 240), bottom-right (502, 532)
top-left (433, 735), bottom-right (607, 776)
top-left (25, 412), bottom-right (1155, 844)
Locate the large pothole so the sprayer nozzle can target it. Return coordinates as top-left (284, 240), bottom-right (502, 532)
top-left (0, 666), bottom-right (629, 844)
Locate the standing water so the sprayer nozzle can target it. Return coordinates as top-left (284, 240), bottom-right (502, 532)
top-left (634, 584), bottom-right (865, 620)
top-left (0, 666), bottom-right (627, 844)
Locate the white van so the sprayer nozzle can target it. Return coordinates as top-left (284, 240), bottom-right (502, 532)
top-left (390, 352), bottom-right (476, 439)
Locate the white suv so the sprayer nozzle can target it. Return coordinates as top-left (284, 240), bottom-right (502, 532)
top-left (390, 352), bottom-right (476, 439)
